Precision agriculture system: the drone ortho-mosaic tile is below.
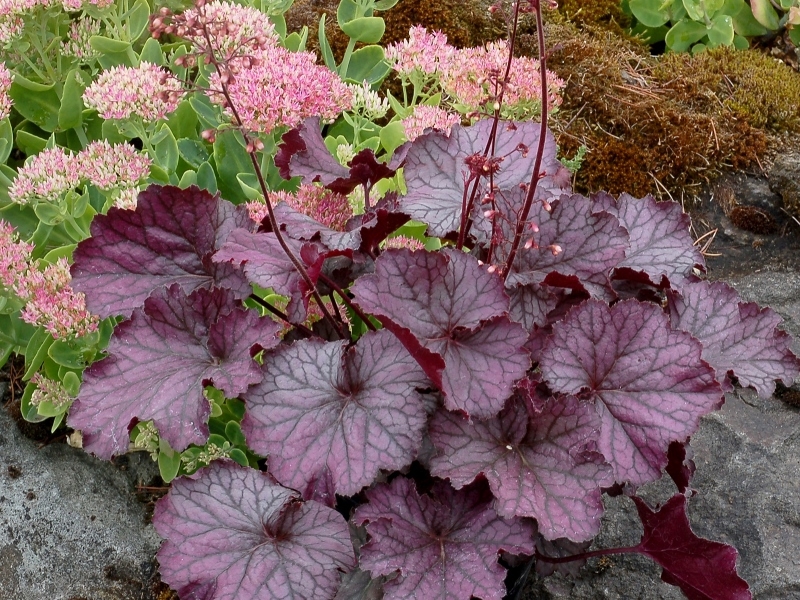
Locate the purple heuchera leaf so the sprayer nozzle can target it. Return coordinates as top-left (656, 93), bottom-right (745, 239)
top-left (153, 461), bottom-right (356, 600)
top-left (665, 440), bottom-right (695, 494)
top-left (351, 249), bottom-right (530, 419)
top-left (213, 229), bottom-right (338, 323)
top-left (507, 282), bottom-right (565, 332)
top-left (277, 118), bottom-right (397, 195)
top-left (631, 493), bottom-right (752, 600)
top-left (71, 185), bottom-right (251, 318)
top-left (429, 394), bottom-right (613, 541)
top-left (353, 477), bottom-right (535, 600)
top-left (597, 193), bottom-right (706, 285)
top-left (668, 279), bottom-right (800, 397)
top-left (68, 285), bottom-right (279, 459)
top-left (401, 120), bottom-right (568, 237)
top-left (539, 299), bottom-right (722, 486)
top-left (242, 330), bottom-right (430, 496)
top-left (501, 193), bottom-right (628, 300)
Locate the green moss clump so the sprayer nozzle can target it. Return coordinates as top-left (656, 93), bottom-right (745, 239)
top-left (557, 0), bottom-right (631, 36)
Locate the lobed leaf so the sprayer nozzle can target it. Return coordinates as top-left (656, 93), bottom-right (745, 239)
top-left (668, 279), bottom-right (800, 397)
top-left (631, 493), bottom-right (752, 600)
top-left (71, 185), bottom-right (252, 318)
top-left (153, 461), bottom-right (356, 600)
top-left (242, 330), bottom-right (430, 496)
top-left (353, 477), bottom-right (535, 600)
top-left (429, 394), bottom-right (612, 541)
top-left (400, 120), bottom-right (567, 237)
top-left (539, 299), bottom-right (722, 486)
top-left (68, 285), bottom-right (279, 459)
top-left (351, 249), bottom-right (529, 418)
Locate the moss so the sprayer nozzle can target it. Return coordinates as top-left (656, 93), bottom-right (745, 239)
top-left (557, 0), bottom-right (631, 36)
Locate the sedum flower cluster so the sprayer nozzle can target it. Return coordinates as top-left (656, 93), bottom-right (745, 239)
top-left (83, 61), bottom-right (184, 122)
top-left (386, 26), bottom-right (564, 121)
top-left (0, 0), bottom-right (112, 44)
top-left (247, 184), bottom-right (352, 232)
top-left (401, 104), bottom-right (461, 141)
top-left (9, 141), bottom-right (151, 208)
top-left (29, 373), bottom-right (73, 408)
top-left (0, 221), bottom-right (97, 339)
top-left (347, 80), bottom-right (389, 120)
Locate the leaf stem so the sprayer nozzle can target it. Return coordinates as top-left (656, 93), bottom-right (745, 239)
top-left (534, 545), bottom-right (642, 564)
top-left (502, 1), bottom-right (549, 281)
top-left (317, 272), bottom-right (377, 332)
top-left (248, 293), bottom-right (315, 337)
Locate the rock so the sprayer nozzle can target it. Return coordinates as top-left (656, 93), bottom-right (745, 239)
top-left (524, 271), bottom-right (800, 599)
top-left (0, 394), bottom-right (163, 600)
top-left (769, 152), bottom-right (800, 219)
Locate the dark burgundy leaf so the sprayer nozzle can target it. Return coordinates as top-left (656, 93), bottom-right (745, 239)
top-left (276, 117), bottom-right (349, 185)
top-left (668, 279), bottom-right (800, 397)
top-left (277, 119), bottom-right (398, 195)
top-left (429, 394), bottom-right (612, 541)
top-left (353, 477), bottom-right (535, 600)
top-left (631, 493), bottom-right (751, 600)
top-left (71, 185), bottom-right (252, 318)
top-left (400, 120), bottom-right (567, 237)
top-left (242, 330), bottom-right (429, 496)
top-left (213, 229), bottom-right (337, 323)
top-left (351, 249), bottom-right (530, 418)
top-left (68, 285), bottom-right (278, 459)
top-left (153, 461), bottom-right (356, 600)
top-left (539, 299), bottom-right (722, 486)
top-left (501, 193), bottom-right (628, 300)
top-left (665, 440), bottom-right (695, 494)
top-left (605, 193), bottom-right (705, 285)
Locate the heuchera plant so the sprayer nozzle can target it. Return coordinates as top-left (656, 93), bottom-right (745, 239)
top-left (1, 0), bottom-right (798, 598)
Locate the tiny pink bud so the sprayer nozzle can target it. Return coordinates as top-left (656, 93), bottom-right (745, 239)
top-left (549, 244), bottom-right (562, 256)
top-left (487, 265), bottom-right (497, 273)
top-left (201, 129), bottom-right (216, 142)
top-left (524, 238), bottom-right (535, 250)
top-left (483, 210), bottom-right (496, 219)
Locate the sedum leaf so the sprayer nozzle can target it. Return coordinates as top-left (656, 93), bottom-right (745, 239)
top-left (153, 461), bottom-right (356, 600)
top-left (353, 477), bottom-right (535, 600)
top-left (351, 249), bottom-right (529, 419)
top-left (631, 493), bottom-right (752, 600)
top-left (667, 279), bottom-right (800, 397)
top-left (68, 285), bottom-right (279, 459)
top-left (71, 185), bottom-right (252, 318)
top-left (539, 299), bottom-right (722, 486)
top-left (429, 393), bottom-right (612, 542)
top-left (242, 330), bottom-right (430, 497)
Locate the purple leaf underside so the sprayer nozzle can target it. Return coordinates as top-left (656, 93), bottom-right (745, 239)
top-left (68, 285), bottom-right (279, 459)
top-left (632, 493), bottom-right (752, 600)
top-left (354, 477), bottom-right (535, 600)
top-left (539, 299), bottom-right (722, 486)
top-left (71, 184), bottom-right (251, 318)
top-left (502, 193), bottom-right (628, 301)
top-left (213, 228), bottom-right (339, 323)
top-left (401, 120), bottom-right (568, 237)
top-left (242, 330), bottom-right (430, 496)
top-left (596, 192), bottom-right (705, 285)
top-left (668, 279), bottom-right (800, 397)
top-left (351, 248), bottom-right (530, 418)
top-left (153, 461), bottom-right (356, 600)
top-left (429, 394), bottom-right (612, 541)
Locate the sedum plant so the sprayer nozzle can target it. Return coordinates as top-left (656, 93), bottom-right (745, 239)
top-left (0, 0), bottom-right (798, 598)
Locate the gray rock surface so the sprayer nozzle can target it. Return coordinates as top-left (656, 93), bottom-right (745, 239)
top-left (0, 395), bottom-right (161, 600)
top-left (769, 152), bottom-right (800, 219)
top-left (525, 271), bottom-right (800, 599)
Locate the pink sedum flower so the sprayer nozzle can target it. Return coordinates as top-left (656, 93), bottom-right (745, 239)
top-left (0, 220), bottom-right (32, 289)
top-left (83, 61), bottom-right (184, 122)
top-left (29, 373), bottom-right (72, 408)
top-left (208, 46), bottom-right (352, 134)
top-left (17, 257), bottom-right (98, 339)
top-left (383, 235), bottom-right (425, 251)
top-left (0, 61), bottom-right (12, 119)
top-left (385, 26), bottom-right (453, 77)
top-left (441, 40), bottom-right (564, 117)
top-left (9, 147), bottom-right (82, 204)
top-left (179, 0), bottom-right (278, 65)
top-left (401, 105), bottom-right (460, 141)
top-left (77, 140), bottom-right (151, 190)
top-left (247, 184), bottom-right (352, 231)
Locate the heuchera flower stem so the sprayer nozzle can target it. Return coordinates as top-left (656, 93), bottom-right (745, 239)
top-left (317, 272), bottom-right (377, 331)
top-left (198, 19), bottom-right (346, 340)
top-left (456, 0), bottom-right (522, 250)
top-left (502, 0), bottom-right (549, 281)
